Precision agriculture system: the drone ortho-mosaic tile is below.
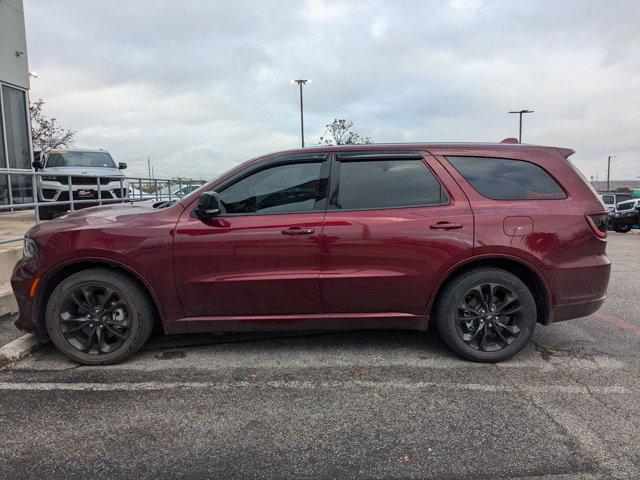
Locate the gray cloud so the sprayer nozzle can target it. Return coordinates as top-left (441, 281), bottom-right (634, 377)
top-left (25, 0), bottom-right (640, 180)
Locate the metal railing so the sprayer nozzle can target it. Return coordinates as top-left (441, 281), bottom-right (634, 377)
top-left (0, 169), bottom-right (206, 243)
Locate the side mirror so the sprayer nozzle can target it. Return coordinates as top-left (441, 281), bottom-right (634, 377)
top-left (196, 191), bottom-right (221, 217)
top-left (32, 160), bottom-right (43, 171)
top-left (118, 162), bottom-right (127, 170)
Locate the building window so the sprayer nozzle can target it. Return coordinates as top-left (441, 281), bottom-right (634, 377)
top-left (2, 85), bottom-right (31, 170)
top-left (0, 96), bottom-right (5, 168)
top-left (0, 175), bottom-right (7, 206)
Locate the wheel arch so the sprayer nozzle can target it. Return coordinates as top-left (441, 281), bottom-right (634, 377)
top-left (427, 255), bottom-right (552, 327)
top-left (35, 259), bottom-right (165, 335)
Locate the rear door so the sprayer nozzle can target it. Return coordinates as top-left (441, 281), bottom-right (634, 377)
top-left (319, 151), bottom-right (474, 316)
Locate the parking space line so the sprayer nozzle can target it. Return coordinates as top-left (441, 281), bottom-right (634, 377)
top-left (0, 380), bottom-right (626, 394)
top-left (595, 311), bottom-right (640, 334)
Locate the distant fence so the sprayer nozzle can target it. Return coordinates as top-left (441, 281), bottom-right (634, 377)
top-left (0, 169), bottom-right (206, 240)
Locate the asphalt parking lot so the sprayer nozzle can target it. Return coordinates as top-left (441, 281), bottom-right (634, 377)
top-left (0, 232), bottom-right (639, 479)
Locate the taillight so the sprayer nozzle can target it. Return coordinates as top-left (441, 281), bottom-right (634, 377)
top-left (585, 212), bottom-right (609, 238)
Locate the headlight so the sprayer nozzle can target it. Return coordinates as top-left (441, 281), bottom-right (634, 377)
top-left (23, 238), bottom-right (37, 259)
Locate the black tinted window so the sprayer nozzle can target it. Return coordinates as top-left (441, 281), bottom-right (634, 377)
top-left (447, 156), bottom-right (566, 200)
top-left (335, 159), bottom-right (447, 210)
top-left (219, 162), bottom-right (321, 214)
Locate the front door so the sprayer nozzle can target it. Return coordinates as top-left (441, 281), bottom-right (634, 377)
top-left (173, 155), bottom-right (329, 319)
top-left (319, 151), bottom-right (474, 316)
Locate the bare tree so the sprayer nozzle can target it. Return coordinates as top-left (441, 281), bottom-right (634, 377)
top-left (30, 99), bottom-right (75, 151)
top-left (317, 118), bottom-right (372, 146)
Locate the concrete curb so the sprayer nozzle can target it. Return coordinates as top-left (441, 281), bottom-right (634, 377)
top-left (0, 334), bottom-right (50, 362)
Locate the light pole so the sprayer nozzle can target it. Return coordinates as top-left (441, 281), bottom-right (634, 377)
top-left (508, 109), bottom-right (534, 143)
top-left (607, 155), bottom-right (615, 192)
top-left (291, 79), bottom-right (311, 147)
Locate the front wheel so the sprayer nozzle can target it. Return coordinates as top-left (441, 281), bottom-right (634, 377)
top-left (435, 267), bottom-right (537, 362)
top-left (46, 268), bottom-right (155, 365)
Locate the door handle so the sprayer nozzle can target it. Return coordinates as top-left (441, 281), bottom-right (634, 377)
top-left (429, 221), bottom-right (463, 230)
top-left (281, 227), bottom-right (315, 235)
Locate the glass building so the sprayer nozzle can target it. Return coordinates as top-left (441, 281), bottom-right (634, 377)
top-left (0, 0), bottom-right (33, 206)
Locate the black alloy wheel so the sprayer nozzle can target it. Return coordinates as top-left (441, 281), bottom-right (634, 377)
top-left (46, 268), bottom-right (154, 365)
top-left (58, 285), bottom-right (132, 355)
top-left (454, 283), bottom-right (524, 352)
top-left (435, 267), bottom-right (536, 362)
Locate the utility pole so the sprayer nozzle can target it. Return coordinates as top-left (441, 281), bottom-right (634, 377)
top-left (508, 109), bottom-right (534, 143)
top-left (607, 155), bottom-right (615, 191)
top-left (147, 157), bottom-right (151, 179)
top-left (291, 79), bottom-right (311, 147)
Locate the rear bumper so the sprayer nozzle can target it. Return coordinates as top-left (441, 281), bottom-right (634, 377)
top-left (549, 296), bottom-right (605, 323)
top-left (546, 258), bottom-right (611, 324)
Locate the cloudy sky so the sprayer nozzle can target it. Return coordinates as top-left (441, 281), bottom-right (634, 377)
top-left (24, 0), bottom-right (640, 181)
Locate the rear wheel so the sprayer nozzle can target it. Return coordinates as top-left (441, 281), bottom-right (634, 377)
top-left (435, 267), bottom-right (536, 362)
top-left (46, 268), bottom-right (155, 365)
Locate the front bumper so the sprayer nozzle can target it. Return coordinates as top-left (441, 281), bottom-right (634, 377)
top-left (10, 258), bottom-right (40, 334)
top-left (38, 180), bottom-right (129, 203)
top-left (609, 211), bottom-right (638, 227)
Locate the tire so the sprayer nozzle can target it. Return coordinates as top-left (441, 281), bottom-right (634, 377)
top-left (435, 267), bottom-right (536, 363)
top-left (613, 224), bottom-right (632, 233)
top-left (46, 268), bottom-right (155, 365)
top-left (37, 205), bottom-right (56, 220)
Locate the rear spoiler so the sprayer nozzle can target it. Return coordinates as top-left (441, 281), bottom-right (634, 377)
top-left (499, 138), bottom-right (576, 158)
top-left (557, 147), bottom-right (575, 158)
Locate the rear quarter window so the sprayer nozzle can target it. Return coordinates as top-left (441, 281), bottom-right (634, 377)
top-left (446, 156), bottom-right (567, 200)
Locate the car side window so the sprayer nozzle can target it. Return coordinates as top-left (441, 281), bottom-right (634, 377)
top-left (447, 156), bottom-right (567, 200)
top-left (218, 162), bottom-right (322, 215)
top-left (333, 159), bottom-right (448, 210)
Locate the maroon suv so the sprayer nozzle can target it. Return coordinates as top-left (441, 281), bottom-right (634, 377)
top-left (11, 142), bottom-right (611, 365)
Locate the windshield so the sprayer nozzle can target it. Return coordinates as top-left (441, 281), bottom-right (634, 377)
top-left (601, 195), bottom-right (615, 204)
top-left (178, 156), bottom-right (262, 204)
top-left (46, 151), bottom-right (116, 169)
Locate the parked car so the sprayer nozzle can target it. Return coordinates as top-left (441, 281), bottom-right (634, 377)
top-left (128, 186), bottom-right (156, 201)
top-left (12, 142), bottom-right (611, 365)
top-left (600, 192), bottom-right (632, 212)
top-left (129, 183), bottom-right (201, 202)
top-left (32, 149), bottom-right (128, 219)
top-left (609, 198), bottom-right (640, 233)
top-left (157, 183), bottom-right (201, 200)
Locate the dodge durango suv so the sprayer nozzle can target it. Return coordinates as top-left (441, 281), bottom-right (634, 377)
top-left (11, 142), bottom-right (611, 365)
